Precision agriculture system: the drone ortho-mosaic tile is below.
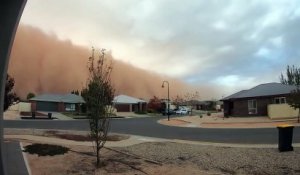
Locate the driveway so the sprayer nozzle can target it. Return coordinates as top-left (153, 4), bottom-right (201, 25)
top-left (3, 116), bottom-right (300, 144)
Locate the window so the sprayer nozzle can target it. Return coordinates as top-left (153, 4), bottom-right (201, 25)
top-left (274, 97), bottom-right (286, 104)
top-left (248, 99), bottom-right (257, 114)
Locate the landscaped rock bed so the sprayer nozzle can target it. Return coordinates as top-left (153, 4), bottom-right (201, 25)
top-left (23, 141), bottom-right (300, 175)
top-left (117, 142), bottom-right (300, 175)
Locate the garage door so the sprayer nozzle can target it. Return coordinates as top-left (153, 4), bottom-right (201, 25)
top-left (36, 101), bottom-right (58, 111)
top-left (115, 104), bottom-right (130, 112)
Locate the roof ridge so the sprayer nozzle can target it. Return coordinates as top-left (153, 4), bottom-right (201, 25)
top-left (222, 82), bottom-right (298, 100)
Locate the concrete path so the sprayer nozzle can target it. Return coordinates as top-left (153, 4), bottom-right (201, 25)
top-left (3, 141), bottom-right (29, 175)
top-left (40, 112), bottom-right (74, 120)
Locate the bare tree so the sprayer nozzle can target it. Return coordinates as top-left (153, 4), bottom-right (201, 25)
top-left (173, 95), bottom-right (184, 109)
top-left (183, 91), bottom-right (200, 115)
top-left (81, 48), bottom-right (115, 167)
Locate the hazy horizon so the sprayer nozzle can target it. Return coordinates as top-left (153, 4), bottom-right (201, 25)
top-left (8, 0), bottom-right (300, 100)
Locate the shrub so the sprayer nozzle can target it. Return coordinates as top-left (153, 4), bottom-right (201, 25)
top-left (134, 111), bottom-right (147, 115)
top-left (23, 143), bottom-right (69, 156)
top-left (207, 112), bottom-right (211, 116)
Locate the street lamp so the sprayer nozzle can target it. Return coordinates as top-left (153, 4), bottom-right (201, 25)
top-left (162, 81), bottom-right (170, 121)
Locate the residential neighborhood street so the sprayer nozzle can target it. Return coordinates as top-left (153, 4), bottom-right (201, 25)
top-left (4, 116), bottom-right (300, 144)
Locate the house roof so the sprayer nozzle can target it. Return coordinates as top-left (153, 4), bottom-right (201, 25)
top-left (30, 93), bottom-right (85, 103)
top-left (222, 83), bottom-right (298, 100)
top-left (113, 95), bottom-right (146, 104)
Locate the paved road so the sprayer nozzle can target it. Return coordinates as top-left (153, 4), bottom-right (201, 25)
top-left (4, 116), bottom-right (300, 144)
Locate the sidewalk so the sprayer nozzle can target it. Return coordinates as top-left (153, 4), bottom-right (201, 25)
top-left (3, 141), bottom-right (29, 175)
top-left (158, 113), bottom-right (300, 128)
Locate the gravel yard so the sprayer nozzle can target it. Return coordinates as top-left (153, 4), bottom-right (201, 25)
top-left (117, 142), bottom-right (300, 175)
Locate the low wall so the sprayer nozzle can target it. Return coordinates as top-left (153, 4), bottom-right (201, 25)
top-left (268, 104), bottom-right (299, 119)
top-left (18, 102), bottom-right (31, 112)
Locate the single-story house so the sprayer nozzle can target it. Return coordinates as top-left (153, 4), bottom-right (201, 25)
top-left (221, 83), bottom-right (298, 117)
top-left (113, 95), bottom-right (147, 112)
top-left (30, 93), bottom-right (85, 112)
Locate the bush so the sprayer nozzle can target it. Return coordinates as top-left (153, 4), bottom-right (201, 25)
top-left (147, 109), bottom-right (160, 113)
top-left (207, 112), bottom-right (211, 116)
top-left (199, 115), bottom-right (203, 118)
top-left (23, 143), bottom-right (69, 156)
top-left (134, 111), bottom-right (147, 115)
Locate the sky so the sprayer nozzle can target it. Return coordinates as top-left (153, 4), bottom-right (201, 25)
top-left (19, 0), bottom-right (300, 98)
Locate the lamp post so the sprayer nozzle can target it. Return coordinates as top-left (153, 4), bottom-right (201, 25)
top-left (162, 81), bottom-right (170, 121)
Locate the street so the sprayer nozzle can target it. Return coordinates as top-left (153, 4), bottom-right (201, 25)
top-left (3, 116), bottom-right (300, 144)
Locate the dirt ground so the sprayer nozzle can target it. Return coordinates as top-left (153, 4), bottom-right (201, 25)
top-left (24, 142), bottom-right (212, 175)
top-left (22, 140), bottom-right (300, 175)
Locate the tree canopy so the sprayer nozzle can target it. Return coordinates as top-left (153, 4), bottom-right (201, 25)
top-left (280, 65), bottom-right (300, 86)
top-left (26, 92), bottom-right (35, 100)
top-left (4, 74), bottom-right (18, 111)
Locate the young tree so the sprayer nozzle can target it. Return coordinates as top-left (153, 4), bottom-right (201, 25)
top-left (82, 48), bottom-right (115, 167)
top-left (287, 88), bottom-right (300, 123)
top-left (26, 92), bottom-right (35, 100)
top-left (280, 65), bottom-right (300, 86)
top-left (4, 74), bottom-right (18, 111)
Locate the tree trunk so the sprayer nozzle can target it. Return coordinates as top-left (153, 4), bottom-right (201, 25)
top-left (96, 142), bottom-right (100, 167)
top-left (298, 108), bottom-right (300, 123)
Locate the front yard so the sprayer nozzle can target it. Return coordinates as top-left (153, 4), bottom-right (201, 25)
top-left (20, 140), bottom-right (300, 175)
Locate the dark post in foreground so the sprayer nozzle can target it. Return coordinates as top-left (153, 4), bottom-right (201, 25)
top-left (162, 81), bottom-right (170, 121)
top-left (0, 1), bottom-right (27, 174)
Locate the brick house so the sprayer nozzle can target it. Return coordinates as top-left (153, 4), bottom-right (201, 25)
top-left (30, 93), bottom-right (85, 112)
top-left (221, 83), bottom-right (297, 117)
top-left (113, 95), bottom-right (147, 112)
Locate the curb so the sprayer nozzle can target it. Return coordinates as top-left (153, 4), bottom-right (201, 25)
top-left (5, 132), bottom-right (300, 149)
top-left (20, 142), bottom-right (32, 175)
top-left (158, 118), bottom-right (300, 129)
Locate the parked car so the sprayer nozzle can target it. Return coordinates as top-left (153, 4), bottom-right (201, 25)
top-left (175, 108), bottom-right (188, 115)
top-left (162, 109), bottom-right (176, 116)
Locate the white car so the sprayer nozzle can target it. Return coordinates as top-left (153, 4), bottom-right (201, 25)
top-left (175, 108), bottom-right (188, 115)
